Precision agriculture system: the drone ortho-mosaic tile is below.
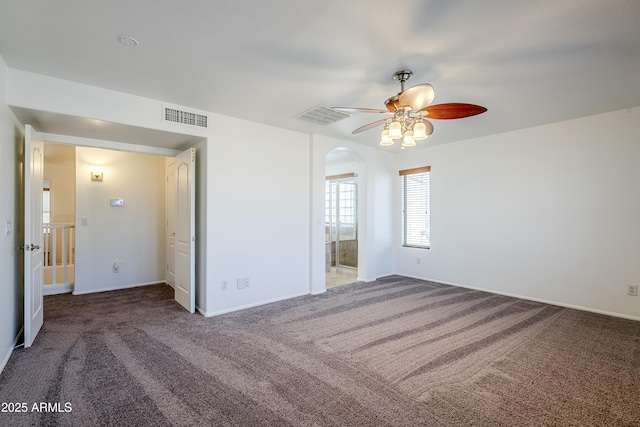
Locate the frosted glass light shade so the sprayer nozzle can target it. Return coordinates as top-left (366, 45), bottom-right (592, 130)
top-left (379, 128), bottom-right (393, 146)
top-left (402, 130), bottom-right (416, 147)
top-left (413, 121), bottom-right (428, 140)
top-left (388, 120), bottom-right (402, 139)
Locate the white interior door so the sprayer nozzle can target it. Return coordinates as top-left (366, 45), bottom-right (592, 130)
top-left (166, 161), bottom-right (176, 288)
top-left (24, 125), bottom-right (44, 348)
top-left (174, 147), bottom-right (195, 313)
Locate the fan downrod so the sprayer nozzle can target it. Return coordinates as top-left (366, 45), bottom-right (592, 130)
top-left (392, 70), bottom-right (413, 92)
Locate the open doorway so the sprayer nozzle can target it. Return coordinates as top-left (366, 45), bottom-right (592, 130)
top-left (22, 124), bottom-right (200, 347)
top-left (36, 141), bottom-right (194, 303)
top-left (325, 175), bottom-right (358, 288)
top-left (325, 148), bottom-right (362, 289)
top-left (42, 143), bottom-right (76, 295)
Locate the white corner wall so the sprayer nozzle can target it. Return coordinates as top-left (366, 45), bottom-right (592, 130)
top-left (203, 115), bottom-right (311, 315)
top-left (0, 54), bottom-right (24, 373)
top-left (74, 147), bottom-right (166, 294)
top-left (396, 107), bottom-right (640, 320)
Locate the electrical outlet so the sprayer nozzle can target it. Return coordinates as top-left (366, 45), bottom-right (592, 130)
top-left (221, 281), bottom-right (227, 290)
top-left (627, 285), bottom-right (638, 296)
top-left (237, 278), bottom-right (250, 289)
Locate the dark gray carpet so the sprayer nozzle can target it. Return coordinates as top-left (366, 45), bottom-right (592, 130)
top-left (1, 276), bottom-right (639, 426)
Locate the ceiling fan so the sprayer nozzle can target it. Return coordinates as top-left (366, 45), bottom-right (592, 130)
top-left (333, 70), bottom-right (487, 147)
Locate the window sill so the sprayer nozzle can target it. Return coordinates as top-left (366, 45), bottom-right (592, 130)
top-left (402, 245), bottom-right (430, 250)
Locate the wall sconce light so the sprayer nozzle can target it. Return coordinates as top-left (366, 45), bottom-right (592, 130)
top-left (91, 171), bottom-right (104, 181)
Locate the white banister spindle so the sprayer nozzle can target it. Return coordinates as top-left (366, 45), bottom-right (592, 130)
top-left (61, 227), bottom-right (68, 284)
top-left (51, 227), bottom-right (57, 285)
top-left (42, 223), bottom-right (75, 287)
top-left (43, 224), bottom-right (50, 266)
top-left (67, 227), bottom-right (74, 264)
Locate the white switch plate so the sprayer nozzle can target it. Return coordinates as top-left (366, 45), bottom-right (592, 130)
top-left (5, 220), bottom-right (11, 236)
top-left (80, 217), bottom-right (89, 226)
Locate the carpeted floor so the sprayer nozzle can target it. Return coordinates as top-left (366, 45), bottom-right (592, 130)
top-left (1, 276), bottom-right (639, 426)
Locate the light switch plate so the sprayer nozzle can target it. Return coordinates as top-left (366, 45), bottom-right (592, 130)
top-left (110, 199), bottom-right (124, 207)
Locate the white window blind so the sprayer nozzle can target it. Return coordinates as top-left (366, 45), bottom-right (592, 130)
top-left (400, 166), bottom-right (430, 248)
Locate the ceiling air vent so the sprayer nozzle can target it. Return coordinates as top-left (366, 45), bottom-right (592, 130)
top-left (296, 105), bottom-right (350, 125)
top-left (163, 105), bottom-right (208, 128)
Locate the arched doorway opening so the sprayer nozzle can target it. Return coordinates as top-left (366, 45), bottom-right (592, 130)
top-left (325, 148), bottom-right (362, 288)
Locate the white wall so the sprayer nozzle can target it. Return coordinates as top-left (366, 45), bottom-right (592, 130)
top-left (0, 54), bottom-right (24, 372)
top-left (8, 70), bottom-right (209, 140)
top-left (74, 147), bottom-right (166, 294)
top-left (396, 107), bottom-right (640, 319)
top-left (203, 115), bottom-right (311, 315)
top-left (194, 139), bottom-right (207, 311)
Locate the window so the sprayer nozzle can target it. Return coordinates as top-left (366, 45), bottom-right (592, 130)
top-left (400, 166), bottom-right (430, 248)
top-left (325, 174), bottom-right (357, 242)
top-left (43, 179), bottom-right (51, 224)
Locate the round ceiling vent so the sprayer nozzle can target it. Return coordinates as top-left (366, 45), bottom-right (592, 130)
top-left (117, 35), bottom-right (139, 47)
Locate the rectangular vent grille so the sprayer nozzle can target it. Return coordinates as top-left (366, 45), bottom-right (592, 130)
top-left (296, 105), bottom-right (350, 125)
top-left (164, 107), bottom-right (208, 128)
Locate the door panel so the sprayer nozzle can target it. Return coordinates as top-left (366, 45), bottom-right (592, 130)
top-left (174, 148), bottom-right (195, 313)
top-left (166, 161), bottom-right (176, 288)
top-left (24, 125), bottom-right (44, 348)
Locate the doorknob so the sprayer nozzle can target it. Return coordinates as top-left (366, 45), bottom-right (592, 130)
top-left (18, 244), bottom-right (40, 251)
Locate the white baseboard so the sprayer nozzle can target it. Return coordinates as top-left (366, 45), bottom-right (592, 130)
top-left (43, 283), bottom-right (74, 296)
top-left (1, 326), bottom-right (24, 375)
top-left (199, 291), bottom-right (309, 317)
top-left (398, 273), bottom-right (640, 322)
top-left (72, 281), bottom-right (163, 295)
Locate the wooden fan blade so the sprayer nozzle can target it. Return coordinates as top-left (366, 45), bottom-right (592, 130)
top-left (420, 103), bottom-right (487, 119)
top-left (332, 107), bottom-right (390, 114)
top-left (352, 118), bottom-right (387, 134)
top-left (398, 83), bottom-right (435, 110)
top-left (384, 95), bottom-right (400, 112)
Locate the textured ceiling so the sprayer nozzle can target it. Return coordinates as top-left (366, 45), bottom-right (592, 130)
top-left (1, 0), bottom-right (639, 151)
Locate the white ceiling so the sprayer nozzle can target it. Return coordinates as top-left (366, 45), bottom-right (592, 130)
top-left (1, 0), bottom-right (639, 151)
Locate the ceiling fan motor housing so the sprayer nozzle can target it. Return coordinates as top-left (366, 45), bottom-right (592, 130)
top-left (393, 70), bottom-right (413, 84)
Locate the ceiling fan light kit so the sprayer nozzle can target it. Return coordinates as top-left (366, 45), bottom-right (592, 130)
top-left (333, 70), bottom-right (487, 148)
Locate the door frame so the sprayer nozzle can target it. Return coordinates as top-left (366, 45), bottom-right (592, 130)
top-left (325, 176), bottom-right (358, 270)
